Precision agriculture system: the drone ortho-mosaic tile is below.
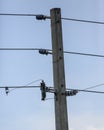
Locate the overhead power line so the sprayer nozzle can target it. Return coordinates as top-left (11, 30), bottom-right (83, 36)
top-left (0, 13), bottom-right (50, 19)
top-left (0, 85), bottom-right (40, 89)
top-left (62, 17), bottom-right (104, 25)
top-left (0, 48), bottom-right (52, 51)
top-left (0, 48), bottom-right (40, 51)
top-left (66, 83), bottom-right (104, 95)
top-left (1, 86), bottom-right (40, 95)
top-left (1, 85), bottom-right (104, 94)
top-left (83, 83), bottom-right (104, 90)
top-left (64, 51), bottom-right (104, 58)
top-left (25, 79), bottom-right (43, 86)
top-left (0, 13), bottom-right (104, 25)
top-left (0, 48), bottom-right (104, 58)
top-left (67, 88), bottom-right (104, 94)
top-left (0, 13), bottom-right (38, 17)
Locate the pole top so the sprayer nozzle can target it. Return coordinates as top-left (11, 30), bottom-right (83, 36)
top-left (51, 8), bottom-right (61, 11)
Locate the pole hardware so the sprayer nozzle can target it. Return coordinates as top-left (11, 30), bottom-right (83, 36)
top-left (64, 90), bottom-right (78, 96)
top-left (36, 15), bottom-right (47, 20)
top-left (5, 87), bottom-right (9, 95)
top-left (40, 80), bottom-right (47, 100)
top-left (40, 81), bottom-right (55, 101)
top-left (39, 49), bottom-right (52, 55)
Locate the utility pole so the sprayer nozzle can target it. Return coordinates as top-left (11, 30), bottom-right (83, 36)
top-left (50, 8), bottom-right (69, 130)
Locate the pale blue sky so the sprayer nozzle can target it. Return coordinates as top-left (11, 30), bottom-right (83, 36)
top-left (0, 0), bottom-right (104, 130)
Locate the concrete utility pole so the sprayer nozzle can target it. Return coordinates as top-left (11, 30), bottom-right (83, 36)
top-left (50, 8), bottom-right (69, 130)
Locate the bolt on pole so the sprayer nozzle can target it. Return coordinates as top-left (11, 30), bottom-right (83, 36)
top-left (50, 8), bottom-right (69, 130)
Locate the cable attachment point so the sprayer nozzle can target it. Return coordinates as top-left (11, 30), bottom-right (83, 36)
top-left (39, 49), bottom-right (49, 55)
top-left (36, 15), bottom-right (47, 20)
top-left (40, 80), bottom-right (46, 101)
top-left (65, 90), bottom-right (78, 96)
top-left (5, 87), bottom-right (9, 95)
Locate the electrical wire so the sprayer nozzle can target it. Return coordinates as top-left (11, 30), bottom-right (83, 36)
top-left (0, 13), bottom-right (104, 25)
top-left (66, 82), bottom-right (104, 95)
top-left (0, 48), bottom-right (52, 51)
top-left (66, 88), bottom-right (104, 94)
top-left (2, 85), bottom-right (40, 95)
top-left (0, 86), bottom-right (40, 89)
top-left (62, 17), bottom-right (104, 25)
top-left (9, 79), bottom-right (43, 93)
top-left (0, 48), bottom-right (104, 58)
top-left (0, 48), bottom-right (40, 51)
top-left (24, 79), bottom-right (42, 86)
top-left (64, 51), bottom-right (104, 58)
top-left (83, 83), bottom-right (104, 90)
top-left (0, 13), bottom-right (50, 19)
top-left (0, 13), bottom-right (38, 17)
top-left (1, 84), bottom-right (104, 94)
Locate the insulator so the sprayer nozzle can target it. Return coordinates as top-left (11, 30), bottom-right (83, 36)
top-left (36, 15), bottom-right (46, 20)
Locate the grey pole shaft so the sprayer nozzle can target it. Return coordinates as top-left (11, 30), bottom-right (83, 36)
top-left (50, 8), bottom-right (69, 130)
